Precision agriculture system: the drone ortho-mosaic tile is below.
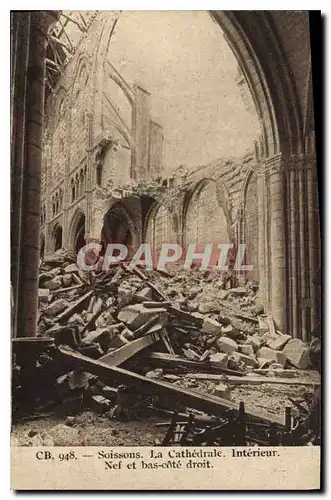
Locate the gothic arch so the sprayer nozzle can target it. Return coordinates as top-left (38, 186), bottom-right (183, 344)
top-left (52, 223), bottom-right (63, 252)
top-left (210, 11), bottom-right (302, 158)
top-left (101, 201), bottom-right (140, 249)
top-left (68, 209), bottom-right (86, 252)
top-left (144, 201), bottom-right (177, 244)
top-left (183, 178), bottom-right (233, 248)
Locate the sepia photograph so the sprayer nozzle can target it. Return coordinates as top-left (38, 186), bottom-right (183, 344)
top-left (10, 9), bottom-right (321, 490)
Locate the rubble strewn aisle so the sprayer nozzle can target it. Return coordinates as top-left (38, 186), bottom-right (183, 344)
top-left (11, 249), bottom-right (320, 446)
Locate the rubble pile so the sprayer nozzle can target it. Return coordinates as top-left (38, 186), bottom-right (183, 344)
top-left (12, 248), bottom-right (320, 445)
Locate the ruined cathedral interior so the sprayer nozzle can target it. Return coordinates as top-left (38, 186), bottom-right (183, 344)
top-left (11, 11), bottom-right (321, 447)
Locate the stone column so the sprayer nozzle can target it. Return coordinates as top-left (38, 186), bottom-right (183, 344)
top-left (265, 155), bottom-right (287, 332)
top-left (256, 166), bottom-right (267, 307)
top-left (306, 153), bottom-right (320, 329)
top-left (11, 12), bottom-right (57, 337)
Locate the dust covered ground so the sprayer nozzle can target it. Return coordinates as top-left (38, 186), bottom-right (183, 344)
top-left (11, 372), bottom-right (318, 446)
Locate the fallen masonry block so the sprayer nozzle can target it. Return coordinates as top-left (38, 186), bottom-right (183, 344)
top-left (221, 324), bottom-right (241, 340)
top-left (43, 276), bottom-right (62, 291)
top-left (44, 298), bottom-right (69, 317)
top-left (209, 352), bottom-right (229, 369)
top-left (137, 287), bottom-right (153, 299)
top-left (91, 395), bottom-right (111, 413)
top-left (38, 289), bottom-right (50, 302)
top-left (118, 304), bottom-right (168, 331)
top-left (229, 287), bottom-right (247, 297)
top-left (202, 318), bottom-right (223, 336)
top-left (212, 383), bottom-right (231, 399)
top-left (68, 313), bottom-right (85, 326)
top-left (67, 370), bottom-right (91, 390)
top-left (168, 306), bottom-right (204, 327)
top-left (216, 336), bottom-right (238, 354)
top-left (282, 339), bottom-right (311, 369)
top-left (62, 274), bottom-right (72, 287)
top-left (240, 344), bottom-right (255, 357)
top-left (81, 326), bottom-right (119, 351)
top-left (258, 315), bottom-right (269, 335)
top-left (64, 263), bottom-right (79, 274)
top-left (267, 334), bottom-right (291, 351)
top-left (232, 351), bottom-right (257, 368)
top-left (257, 347), bottom-right (286, 367)
top-left (245, 335), bottom-right (261, 351)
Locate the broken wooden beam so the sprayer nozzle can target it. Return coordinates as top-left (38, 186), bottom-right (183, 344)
top-left (58, 346), bottom-right (284, 427)
top-left (176, 373), bottom-right (320, 387)
top-left (168, 307), bottom-right (204, 327)
top-left (99, 331), bottom-right (161, 367)
top-left (57, 290), bottom-right (94, 324)
top-left (52, 284), bottom-right (84, 295)
top-left (147, 352), bottom-right (246, 377)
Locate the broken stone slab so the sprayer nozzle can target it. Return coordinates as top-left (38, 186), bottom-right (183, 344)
top-left (62, 274), bottom-right (72, 287)
top-left (245, 335), bottom-right (261, 352)
top-left (38, 288), bottom-right (50, 301)
top-left (228, 287), bottom-right (247, 297)
top-left (44, 298), bottom-right (69, 317)
top-left (282, 339), bottom-right (311, 369)
top-left (212, 383), bottom-right (231, 399)
top-left (267, 334), bottom-right (291, 351)
top-left (64, 263), bottom-right (79, 274)
top-left (118, 304), bottom-right (168, 331)
top-left (68, 313), bottom-right (85, 326)
top-left (137, 287), bottom-right (153, 299)
top-left (216, 336), bottom-right (238, 354)
top-left (240, 344), bottom-right (255, 357)
top-left (221, 324), bottom-right (241, 340)
top-left (43, 276), bottom-right (63, 291)
top-left (202, 318), bottom-right (223, 336)
top-left (90, 395), bottom-right (111, 413)
top-left (257, 347), bottom-right (286, 367)
top-left (67, 370), bottom-right (91, 390)
top-left (232, 351), bottom-right (257, 368)
top-left (209, 352), bottom-right (229, 369)
top-left (83, 325), bottom-right (122, 351)
top-left (183, 348), bottom-right (201, 361)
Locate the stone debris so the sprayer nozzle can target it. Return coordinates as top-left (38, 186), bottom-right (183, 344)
top-left (12, 252), bottom-right (319, 446)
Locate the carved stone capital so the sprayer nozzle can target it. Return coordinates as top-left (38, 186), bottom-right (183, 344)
top-left (264, 154), bottom-right (285, 180)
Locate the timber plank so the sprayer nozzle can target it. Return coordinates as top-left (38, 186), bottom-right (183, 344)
top-left (58, 346), bottom-right (284, 427)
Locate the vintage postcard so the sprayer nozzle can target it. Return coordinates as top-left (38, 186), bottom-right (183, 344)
top-left (10, 10), bottom-right (321, 490)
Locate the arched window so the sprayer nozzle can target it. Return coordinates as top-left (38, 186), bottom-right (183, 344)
top-left (53, 225), bottom-right (63, 252)
top-left (79, 169), bottom-right (84, 197)
top-left (59, 189), bottom-right (63, 211)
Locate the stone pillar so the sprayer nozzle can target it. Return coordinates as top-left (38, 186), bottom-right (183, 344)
top-left (265, 155), bottom-right (287, 332)
top-left (306, 154), bottom-right (320, 329)
top-left (287, 152), bottom-right (320, 341)
top-left (11, 12), bottom-right (57, 337)
top-left (256, 166), bottom-right (267, 306)
top-left (288, 161), bottom-right (299, 338)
